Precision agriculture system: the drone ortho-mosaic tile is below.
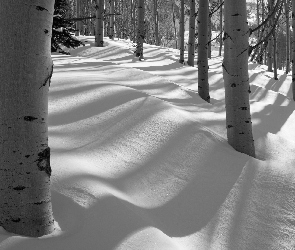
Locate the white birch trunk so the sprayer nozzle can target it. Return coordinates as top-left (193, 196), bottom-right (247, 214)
top-left (187, 0), bottom-right (196, 66)
top-left (292, 0), bottom-right (295, 100)
top-left (198, 0), bottom-right (210, 102)
top-left (109, 0), bottom-right (115, 39)
top-left (95, 0), bottom-right (104, 47)
top-left (223, 0), bottom-right (255, 157)
top-left (0, 0), bottom-right (55, 237)
top-left (179, 0), bottom-right (185, 63)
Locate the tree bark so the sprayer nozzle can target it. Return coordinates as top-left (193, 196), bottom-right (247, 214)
top-left (0, 0), bottom-right (55, 237)
top-left (285, 0), bottom-right (290, 74)
top-left (219, 0), bottom-right (223, 56)
top-left (179, 0), bottom-right (185, 63)
top-left (136, 0), bottom-right (145, 60)
top-left (95, 0), bottom-right (104, 46)
top-left (75, 0), bottom-right (80, 36)
top-left (198, 0), bottom-right (210, 102)
top-left (187, 0), bottom-right (196, 66)
top-left (267, 0), bottom-right (274, 72)
top-left (292, 0), bottom-right (295, 100)
top-left (153, 0), bottom-right (160, 45)
top-left (109, 0), bottom-right (115, 39)
top-left (223, 0), bottom-right (255, 157)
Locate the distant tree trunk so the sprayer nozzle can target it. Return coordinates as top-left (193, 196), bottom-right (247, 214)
top-left (75, 0), bottom-right (80, 36)
top-left (153, 0), bottom-right (160, 45)
top-left (292, 0), bottom-right (295, 100)
top-left (95, 0), bottom-right (104, 46)
top-left (207, 0), bottom-right (212, 59)
top-left (109, 0), bottom-right (114, 39)
top-left (172, 2), bottom-right (178, 49)
top-left (223, 0), bottom-right (256, 157)
top-left (267, 0), bottom-right (274, 72)
top-left (0, 0), bottom-right (55, 237)
top-left (257, 0), bottom-right (260, 39)
top-left (179, 0), bottom-right (185, 63)
top-left (219, 0), bottom-right (223, 56)
top-left (273, 30), bottom-right (278, 80)
top-left (285, 0), bottom-right (290, 74)
top-left (187, 0), bottom-right (196, 66)
top-left (136, 0), bottom-right (145, 60)
top-left (198, 0), bottom-right (210, 103)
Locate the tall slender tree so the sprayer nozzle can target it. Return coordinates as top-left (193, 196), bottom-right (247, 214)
top-left (198, 0), bottom-right (210, 102)
top-left (187, 0), bottom-right (196, 66)
top-left (292, 0), bottom-right (295, 100)
top-left (219, 0), bottom-right (223, 56)
top-left (153, 0), bottom-right (160, 45)
top-left (223, 0), bottom-right (255, 157)
top-left (179, 0), bottom-right (185, 63)
top-left (95, 0), bottom-right (104, 46)
top-left (0, 0), bottom-right (56, 236)
top-left (285, 0), bottom-right (290, 74)
top-left (136, 0), bottom-right (145, 60)
top-left (109, 0), bottom-right (115, 39)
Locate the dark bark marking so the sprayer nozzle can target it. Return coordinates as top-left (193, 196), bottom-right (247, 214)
top-left (25, 155), bottom-right (30, 158)
top-left (39, 64), bottom-right (53, 89)
top-left (36, 6), bottom-right (48, 12)
top-left (37, 147), bottom-right (51, 177)
top-left (227, 125), bottom-right (233, 128)
top-left (44, 29), bottom-right (49, 34)
top-left (11, 218), bottom-right (21, 222)
top-left (232, 13), bottom-right (240, 16)
top-left (24, 116), bottom-right (38, 121)
top-left (240, 107), bottom-right (248, 110)
top-left (231, 83), bottom-right (236, 87)
top-left (13, 186), bottom-right (26, 191)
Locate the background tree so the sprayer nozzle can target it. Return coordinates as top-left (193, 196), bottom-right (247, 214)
top-left (223, 0), bottom-right (255, 157)
top-left (179, 0), bottom-right (185, 63)
top-left (187, 0), bottom-right (196, 66)
top-left (198, 0), bottom-right (210, 102)
top-left (292, 0), bottom-right (295, 100)
top-left (136, 0), bottom-right (145, 59)
top-left (52, 0), bottom-right (84, 54)
top-left (95, 0), bottom-right (104, 46)
top-left (0, 0), bottom-right (55, 237)
top-left (109, 0), bottom-right (115, 39)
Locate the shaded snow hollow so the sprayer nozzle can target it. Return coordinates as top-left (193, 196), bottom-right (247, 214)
top-left (1, 37), bottom-right (295, 249)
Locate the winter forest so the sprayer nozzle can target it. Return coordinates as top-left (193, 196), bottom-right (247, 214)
top-left (0, 0), bottom-right (295, 249)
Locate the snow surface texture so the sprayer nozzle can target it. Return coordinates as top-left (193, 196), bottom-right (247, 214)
top-left (1, 37), bottom-right (295, 249)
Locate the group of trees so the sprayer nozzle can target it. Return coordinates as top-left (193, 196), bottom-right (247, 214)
top-left (1, 0), bottom-right (295, 238)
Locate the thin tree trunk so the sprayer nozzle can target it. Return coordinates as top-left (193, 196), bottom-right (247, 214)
top-left (172, 2), bottom-right (178, 49)
top-left (267, 0), bottom-right (274, 72)
top-left (95, 0), bottom-right (104, 46)
top-left (208, 0), bottom-right (212, 59)
top-left (198, 0), bottom-right (210, 102)
top-left (75, 0), bottom-right (80, 36)
top-left (109, 0), bottom-right (114, 39)
top-left (153, 0), bottom-right (159, 45)
top-left (0, 0), bottom-right (55, 237)
top-left (136, 0), bottom-right (145, 60)
top-left (219, 0), bottom-right (223, 56)
top-left (292, 0), bottom-right (295, 100)
top-left (273, 30), bottom-right (278, 80)
top-left (285, 0), bottom-right (290, 74)
top-left (223, 0), bottom-right (255, 157)
top-left (187, 0), bottom-right (196, 66)
top-left (179, 0), bottom-right (185, 63)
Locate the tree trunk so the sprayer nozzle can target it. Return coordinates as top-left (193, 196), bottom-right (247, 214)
top-left (223, 0), bottom-right (255, 157)
top-left (95, 0), bottom-right (104, 46)
top-left (179, 0), bottom-right (185, 63)
top-left (198, 0), bottom-right (210, 103)
top-left (292, 0), bottom-right (295, 100)
top-left (109, 0), bottom-right (114, 39)
top-left (273, 30), bottom-right (278, 80)
top-left (267, 0), bottom-right (274, 72)
top-left (207, 0), bottom-right (212, 59)
top-left (172, 2), bottom-right (178, 49)
top-left (285, 0), bottom-right (290, 74)
top-left (0, 0), bottom-right (55, 237)
top-left (219, 0), bottom-right (223, 56)
top-left (136, 0), bottom-right (145, 60)
top-left (75, 0), bottom-right (80, 36)
top-left (153, 0), bottom-right (159, 45)
top-left (187, 0), bottom-right (196, 66)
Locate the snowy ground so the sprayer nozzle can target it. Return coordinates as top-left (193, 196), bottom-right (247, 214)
top-left (1, 36), bottom-right (295, 249)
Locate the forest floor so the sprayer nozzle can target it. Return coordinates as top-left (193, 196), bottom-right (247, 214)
top-left (0, 36), bottom-right (295, 249)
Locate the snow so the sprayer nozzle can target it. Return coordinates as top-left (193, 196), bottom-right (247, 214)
top-left (1, 36), bottom-right (295, 249)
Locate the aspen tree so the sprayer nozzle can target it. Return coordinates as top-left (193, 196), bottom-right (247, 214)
top-left (292, 0), bottom-right (295, 100)
top-left (95, 0), bottom-right (104, 47)
top-left (223, 0), bottom-right (255, 157)
top-left (187, 0), bottom-right (196, 66)
top-left (0, 0), bottom-right (55, 236)
top-left (179, 0), bottom-right (185, 63)
top-left (136, 0), bottom-right (145, 60)
top-left (198, 0), bottom-right (210, 102)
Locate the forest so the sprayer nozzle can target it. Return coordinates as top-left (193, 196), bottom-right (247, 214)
top-left (0, 0), bottom-right (295, 249)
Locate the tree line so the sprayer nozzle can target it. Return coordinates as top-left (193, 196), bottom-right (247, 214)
top-left (0, 0), bottom-right (295, 237)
